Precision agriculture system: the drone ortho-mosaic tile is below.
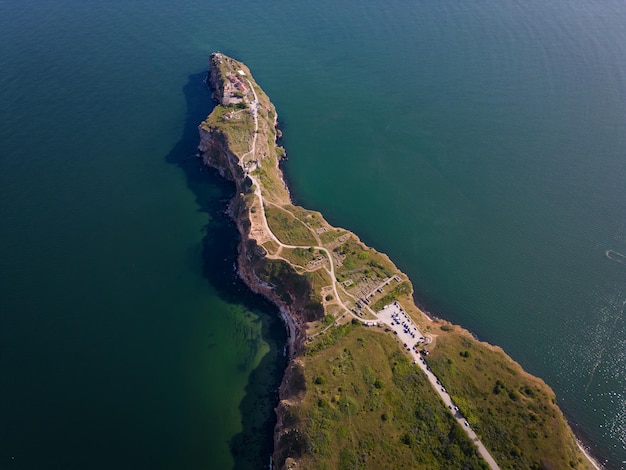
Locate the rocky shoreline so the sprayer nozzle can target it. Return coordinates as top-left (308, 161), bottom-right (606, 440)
top-left (197, 53), bottom-right (312, 467)
top-left (197, 52), bottom-right (599, 470)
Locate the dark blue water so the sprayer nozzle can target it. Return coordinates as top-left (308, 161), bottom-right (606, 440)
top-left (1, 0), bottom-right (624, 467)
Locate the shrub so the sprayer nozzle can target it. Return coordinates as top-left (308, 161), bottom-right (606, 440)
top-left (314, 375), bottom-right (326, 385)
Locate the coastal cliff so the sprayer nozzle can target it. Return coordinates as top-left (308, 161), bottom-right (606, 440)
top-left (198, 53), bottom-right (597, 470)
top-left (198, 54), bottom-right (311, 358)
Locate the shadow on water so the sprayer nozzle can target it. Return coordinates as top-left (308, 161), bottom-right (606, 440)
top-left (165, 72), bottom-right (287, 469)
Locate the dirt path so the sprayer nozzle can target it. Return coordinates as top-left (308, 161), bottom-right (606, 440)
top-left (241, 81), bottom-right (500, 469)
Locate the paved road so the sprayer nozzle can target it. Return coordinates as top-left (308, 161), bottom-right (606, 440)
top-left (377, 304), bottom-right (500, 469)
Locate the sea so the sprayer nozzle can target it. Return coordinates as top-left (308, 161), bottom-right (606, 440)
top-left (1, 0), bottom-right (624, 468)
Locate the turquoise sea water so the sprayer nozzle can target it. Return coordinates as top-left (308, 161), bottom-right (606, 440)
top-left (1, 0), bottom-right (625, 468)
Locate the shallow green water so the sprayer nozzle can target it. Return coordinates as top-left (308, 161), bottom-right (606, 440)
top-left (0, 0), bottom-right (625, 468)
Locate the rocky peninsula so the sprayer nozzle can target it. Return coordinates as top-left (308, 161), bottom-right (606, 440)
top-left (198, 52), bottom-right (597, 469)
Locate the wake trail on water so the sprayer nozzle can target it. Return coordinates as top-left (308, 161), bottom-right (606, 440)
top-left (606, 249), bottom-right (626, 265)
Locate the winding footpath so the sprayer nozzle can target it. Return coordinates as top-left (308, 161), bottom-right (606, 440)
top-left (242, 84), bottom-right (500, 469)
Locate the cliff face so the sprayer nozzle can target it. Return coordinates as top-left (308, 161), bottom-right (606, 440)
top-left (198, 54), bottom-right (313, 467)
top-left (198, 126), bottom-right (242, 183)
top-left (198, 54), bottom-right (313, 357)
top-left (197, 53), bottom-right (598, 470)
top-left (207, 53), bottom-right (225, 103)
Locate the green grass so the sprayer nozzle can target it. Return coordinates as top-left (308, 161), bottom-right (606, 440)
top-left (426, 331), bottom-right (592, 469)
top-left (298, 327), bottom-right (488, 469)
top-left (265, 206), bottom-right (317, 246)
top-left (334, 237), bottom-right (396, 280)
top-left (293, 325), bottom-right (592, 470)
top-left (319, 229), bottom-right (348, 246)
top-left (252, 167), bottom-right (272, 191)
top-left (281, 247), bottom-right (319, 269)
top-left (284, 206), bottom-right (324, 229)
top-left (262, 240), bottom-right (279, 255)
top-left (200, 104), bottom-right (254, 156)
top-left (371, 281), bottom-right (412, 312)
top-left (309, 267), bottom-right (332, 293)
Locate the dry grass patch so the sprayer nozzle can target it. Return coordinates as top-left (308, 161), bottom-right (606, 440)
top-left (200, 105), bottom-right (254, 156)
top-left (265, 206), bottom-right (317, 246)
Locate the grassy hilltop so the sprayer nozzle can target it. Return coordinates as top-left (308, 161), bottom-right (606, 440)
top-left (198, 53), bottom-right (595, 470)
